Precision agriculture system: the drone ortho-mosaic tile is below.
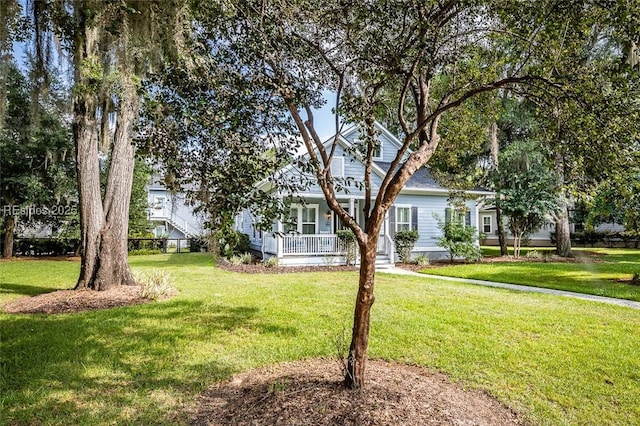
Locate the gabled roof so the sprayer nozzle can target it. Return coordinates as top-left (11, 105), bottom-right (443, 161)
top-left (374, 162), bottom-right (493, 195)
top-left (258, 121), bottom-right (493, 196)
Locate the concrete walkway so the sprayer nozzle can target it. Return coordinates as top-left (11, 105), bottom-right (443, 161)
top-left (376, 266), bottom-right (640, 310)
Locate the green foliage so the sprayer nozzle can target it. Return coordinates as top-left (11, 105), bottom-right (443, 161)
top-left (128, 159), bottom-right (152, 237)
top-left (0, 65), bottom-right (76, 235)
top-left (435, 215), bottom-right (482, 263)
top-left (585, 171), bottom-right (640, 233)
top-left (132, 268), bottom-right (174, 300)
top-left (493, 141), bottom-right (559, 257)
top-left (393, 230), bottom-right (419, 262)
top-left (229, 252), bottom-right (254, 265)
top-left (559, 230), bottom-right (640, 249)
top-left (262, 256), bottom-right (278, 268)
top-left (337, 230), bottom-right (357, 266)
top-left (212, 228), bottom-right (250, 259)
top-left (263, 256), bottom-right (279, 268)
top-left (632, 272), bottom-right (640, 286)
top-left (414, 254), bottom-right (430, 267)
top-left (189, 236), bottom-right (209, 252)
top-left (12, 238), bottom-right (78, 256)
top-left (138, 19), bottom-right (297, 234)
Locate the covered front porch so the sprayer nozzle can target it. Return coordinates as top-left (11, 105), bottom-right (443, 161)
top-left (251, 197), bottom-right (395, 266)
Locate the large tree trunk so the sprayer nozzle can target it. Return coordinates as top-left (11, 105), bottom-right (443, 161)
top-left (74, 83), bottom-right (137, 290)
top-left (72, 15), bottom-right (136, 291)
top-left (2, 214), bottom-right (15, 258)
top-left (345, 235), bottom-right (378, 389)
top-left (554, 151), bottom-right (572, 257)
top-left (555, 202), bottom-right (572, 257)
top-left (74, 89), bottom-right (104, 289)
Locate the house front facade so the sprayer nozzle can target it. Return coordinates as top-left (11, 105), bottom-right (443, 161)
top-left (237, 123), bottom-right (493, 266)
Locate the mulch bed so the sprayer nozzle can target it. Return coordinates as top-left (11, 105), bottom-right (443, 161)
top-left (192, 358), bottom-right (527, 426)
top-left (217, 259), bottom-right (358, 274)
top-left (2, 285), bottom-right (171, 314)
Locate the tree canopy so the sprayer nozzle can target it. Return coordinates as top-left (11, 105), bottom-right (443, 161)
top-left (191, 0), bottom-right (640, 388)
top-left (0, 63), bottom-right (75, 257)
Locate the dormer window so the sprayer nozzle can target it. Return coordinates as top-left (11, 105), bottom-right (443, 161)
top-left (354, 138), bottom-right (383, 160)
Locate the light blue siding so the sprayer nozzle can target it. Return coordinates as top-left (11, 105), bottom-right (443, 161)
top-left (393, 195), bottom-right (478, 251)
top-left (280, 144), bottom-right (385, 198)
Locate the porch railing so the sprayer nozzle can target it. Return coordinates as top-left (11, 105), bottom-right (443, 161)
top-left (281, 234), bottom-right (343, 255)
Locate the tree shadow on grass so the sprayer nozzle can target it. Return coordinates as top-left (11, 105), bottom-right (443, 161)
top-left (0, 299), bottom-right (283, 424)
top-left (0, 282), bottom-right (68, 296)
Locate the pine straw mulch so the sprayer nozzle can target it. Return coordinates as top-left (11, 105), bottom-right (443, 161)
top-left (2, 284), bottom-right (175, 315)
top-left (192, 358), bottom-right (527, 426)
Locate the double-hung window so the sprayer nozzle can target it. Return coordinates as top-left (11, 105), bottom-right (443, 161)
top-left (481, 215), bottom-right (492, 233)
top-left (285, 205), bottom-right (318, 234)
top-left (300, 206), bottom-right (317, 234)
top-left (396, 207), bottom-right (411, 232)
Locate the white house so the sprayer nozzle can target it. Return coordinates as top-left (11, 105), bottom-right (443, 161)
top-left (237, 122), bottom-right (493, 266)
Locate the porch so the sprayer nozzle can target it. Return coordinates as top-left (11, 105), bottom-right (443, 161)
top-left (246, 196), bottom-right (397, 266)
top-left (259, 233), bottom-right (395, 267)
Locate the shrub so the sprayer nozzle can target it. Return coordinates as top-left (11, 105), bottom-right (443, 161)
top-left (13, 238), bottom-right (79, 256)
top-left (434, 215), bottom-right (482, 263)
top-left (263, 256), bottom-right (279, 268)
top-left (526, 250), bottom-right (542, 259)
top-left (211, 229), bottom-right (250, 258)
top-left (337, 230), bottom-right (358, 266)
top-left (239, 252), bottom-right (253, 264)
top-left (393, 230), bottom-right (419, 262)
top-left (414, 254), bottom-right (430, 266)
top-left (228, 252), bottom-right (253, 265)
top-left (632, 272), bottom-right (640, 286)
top-left (132, 269), bottom-right (174, 300)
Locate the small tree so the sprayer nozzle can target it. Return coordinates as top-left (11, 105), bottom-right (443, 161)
top-left (435, 214), bottom-right (482, 263)
top-left (393, 230), bottom-right (419, 263)
top-left (494, 141), bottom-right (559, 258)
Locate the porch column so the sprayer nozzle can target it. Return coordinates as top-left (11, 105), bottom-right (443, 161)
top-left (275, 218), bottom-right (283, 258)
top-left (349, 198), bottom-right (355, 218)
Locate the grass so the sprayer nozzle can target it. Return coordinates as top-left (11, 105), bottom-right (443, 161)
top-left (0, 253), bottom-right (639, 425)
top-left (422, 247), bottom-right (640, 301)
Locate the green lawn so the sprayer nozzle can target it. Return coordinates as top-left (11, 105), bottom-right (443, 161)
top-left (1, 253), bottom-right (639, 425)
top-left (422, 247), bottom-right (640, 301)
